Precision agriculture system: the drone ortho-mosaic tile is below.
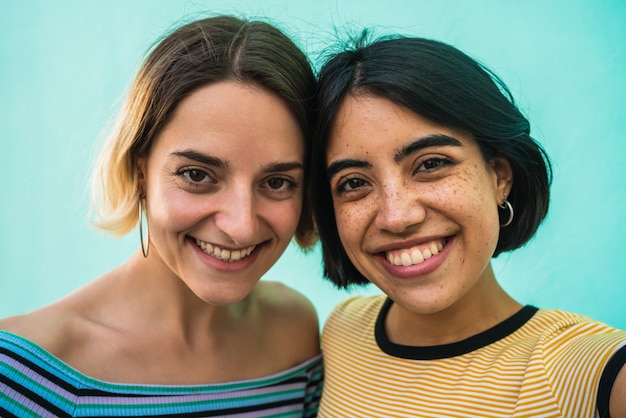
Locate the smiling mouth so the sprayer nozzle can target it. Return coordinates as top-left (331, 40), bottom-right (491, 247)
top-left (385, 238), bottom-right (448, 267)
top-left (194, 239), bottom-right (256, 262)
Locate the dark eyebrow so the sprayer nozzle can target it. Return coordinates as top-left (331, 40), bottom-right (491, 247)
top-left (326, 134), bottom-right (461, 180)
top-left (172, 150), bottom-right (225, 167)
top-left (326, 159), bottom-right (372, 180)
top-left (394, 134), bottom-right (462, 163)
top-left (171, 150), bottom-right (302, 173)
top-left (265, 162), bottom-right (303, 173)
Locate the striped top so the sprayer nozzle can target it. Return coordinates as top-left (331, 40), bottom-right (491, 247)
top-left (0, 331), bottom-right (323, 417)
top-left (319, 295), bottom-right (626, 418)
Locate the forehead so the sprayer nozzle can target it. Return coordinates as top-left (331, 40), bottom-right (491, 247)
top-left (327, 94), bottom-right (474, 161)
top-left (151, 81), bottom-right (305, 161)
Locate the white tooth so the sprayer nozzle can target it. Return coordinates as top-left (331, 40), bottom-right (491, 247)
top-left (393, 255), bottom-right (402, 266)
top-left (387, 253), bottom-right (394, 264)
top-left (195, 240), bottom-right (255, 260)
top-left (411, 249), bottom-right (424, 264)
top-left (430, 243), bottom-right (439, 255)
top-left (423, 249), bottom-right (432, 259)
top-left (437, 241), bottom-right (444, 251)
top-left (401, 253), bottom-right (412, 266)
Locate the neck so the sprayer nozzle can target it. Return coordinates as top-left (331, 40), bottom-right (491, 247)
top-left (84, 249), bottom-right (252, 348)
top-left (386, 264), bottom-right (521, 346)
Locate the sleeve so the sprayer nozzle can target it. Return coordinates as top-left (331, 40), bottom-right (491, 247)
top-left (542, 322), bottom-right (626, 417)
top-left (302, 354), bottom-right (324, 417)
top-left (597, 344), bottom-right (626, 418)
top-left (0, 335), bottom-right (38, 417)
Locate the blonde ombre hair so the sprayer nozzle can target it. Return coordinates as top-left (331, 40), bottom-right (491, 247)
top-left (91, 15), bottom-right (317, 247)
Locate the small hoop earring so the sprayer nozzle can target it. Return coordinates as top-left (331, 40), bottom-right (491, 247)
top-left (499, 199), bottom-right (514, 228)
top-left (139, 197), bottom-right (150, 257)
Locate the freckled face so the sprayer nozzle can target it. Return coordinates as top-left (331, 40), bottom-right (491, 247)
top-left (139, 81), bottom-right (304, 305)
top-left (326, 95), bottom-right (510, 315)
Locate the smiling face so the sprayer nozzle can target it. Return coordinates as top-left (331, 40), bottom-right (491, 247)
top-left (138, 81), bottom-right (304, 305)
top-left (326, 94), bottom-right (512, 315)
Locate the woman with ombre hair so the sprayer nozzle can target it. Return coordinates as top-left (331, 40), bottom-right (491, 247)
top-left (0, 15), bottom-right (322, 417)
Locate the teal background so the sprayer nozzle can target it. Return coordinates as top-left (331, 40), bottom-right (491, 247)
top-left (1, 1), bottom-right (625, 329)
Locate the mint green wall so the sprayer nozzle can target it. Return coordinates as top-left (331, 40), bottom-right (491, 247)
top-left (1, 0), bottom-right (625, 329)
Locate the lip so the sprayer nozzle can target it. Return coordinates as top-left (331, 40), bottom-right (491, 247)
top-left (188, 236), bottom-right (264, 273)
top-left (372, 235), bottom-right (449, 254)
top-left (375, 235), bottom-right (454, 279)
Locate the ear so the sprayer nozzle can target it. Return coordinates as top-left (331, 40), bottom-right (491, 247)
top-left (490, 156), bottom-right (513, 204)
top-left (136, 156), bottom-right (148, 197)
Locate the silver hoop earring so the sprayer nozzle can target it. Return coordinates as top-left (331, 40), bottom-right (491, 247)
top-left (499, 199), bottom-right (514, 228)
top-left (139, 197), bottom-right (150, 257)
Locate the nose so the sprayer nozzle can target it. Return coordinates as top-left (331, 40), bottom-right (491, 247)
top-left (214, 185), bottom-right (260, 245)
top-left (374, 181), bottom-right (426, 234)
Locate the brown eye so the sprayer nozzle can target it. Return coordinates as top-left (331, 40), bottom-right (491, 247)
top-left (187, 169), bottom-right (207, 182)
top-left (267, 178), bottom-right (287, 190)
top-left (263, 177), bottom-right (296, 193)
top-left (336, 176), bottom-right (368, 194)
top-left (261, 176), bottom-right (297, 200)
top-left (416, 158), bottom-right (452, 172)
top-left (346, 178), bottom-right (365, 189)
top-left (180, 168), bottom-right (213, 184)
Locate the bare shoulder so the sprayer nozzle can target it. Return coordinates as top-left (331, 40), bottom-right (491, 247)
top-left (0, 277), bottom-right (111, 359)
top-left (252, 281), bottom-right (320, 359)
top-left (0, 304), bottom-right (75, 356)
top-left (253, 281), bottom-right (318, 329)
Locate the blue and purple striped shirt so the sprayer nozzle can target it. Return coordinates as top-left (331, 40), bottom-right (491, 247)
top-left (0, 331), bottom-right (322, 417)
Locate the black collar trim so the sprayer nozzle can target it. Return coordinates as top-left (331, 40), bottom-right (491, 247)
top-left (375, 297), bottom-right (538, 360)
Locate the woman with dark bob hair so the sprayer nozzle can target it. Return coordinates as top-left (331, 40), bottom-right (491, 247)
top-left (312, 33), bottom-right (626, 417)
top-left (0, 16), bottom-right (322, 416)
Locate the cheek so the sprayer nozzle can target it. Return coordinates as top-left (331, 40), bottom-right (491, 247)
top-left (451, 167), bottom-right (501, 247)
top-left (333, 200), bottom-right (373, 247)
top-left (148, 189), bottom-right (202, 229)
top-left (268, 199), bottom-right (303, 238)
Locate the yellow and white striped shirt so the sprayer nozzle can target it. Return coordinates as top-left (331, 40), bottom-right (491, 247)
top-left (319, 295), bottom-right (626, 418)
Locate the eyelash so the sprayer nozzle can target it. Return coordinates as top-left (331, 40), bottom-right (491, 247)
top-left (335, 175), bottom-right (369, 194)
top-left (333, 157), bottom-right (454, 195)
top-left (263, 176), bottom-right (299, 197)
top-left (414, 157), bottom-right (453, 173)
top-left (177, 168), bottom-right (298, 198)
top-left (177, 167), bottom-right (215, 188)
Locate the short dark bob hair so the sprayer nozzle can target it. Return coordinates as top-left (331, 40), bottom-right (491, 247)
top-left (311, 34), bottom-right (552, 288)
